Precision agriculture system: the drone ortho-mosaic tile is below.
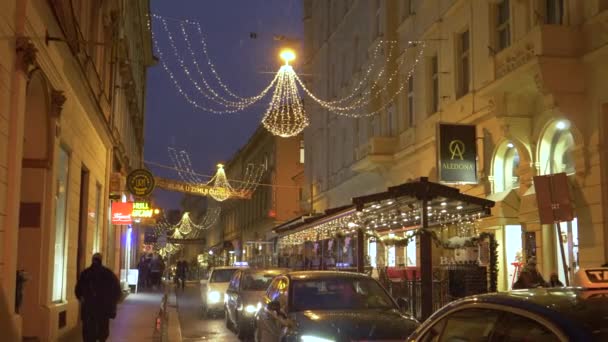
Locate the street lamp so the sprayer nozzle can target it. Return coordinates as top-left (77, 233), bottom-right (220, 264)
top-left (279, 48), bottom-right (296, 65)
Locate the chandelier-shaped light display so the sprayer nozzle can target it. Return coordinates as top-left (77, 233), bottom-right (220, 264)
top-left (168, 148), bottom-right (265, 201)
top-left (151, 14), bottom-right (426, 137)
top-left (261, 63), bottom-right (309, 137)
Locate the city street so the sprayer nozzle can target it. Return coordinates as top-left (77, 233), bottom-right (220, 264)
top-left (176, 282), bottom-right (240, 342)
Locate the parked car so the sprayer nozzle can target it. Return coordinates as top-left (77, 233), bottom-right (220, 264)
top-left (407, 267), bottom-right (608, 341)
top-left (254, 271), bottom-right (419, 341)
top-left (200, 266), bottom-right (245, 318)
top-left (225, 268), bottom-right (289, 339)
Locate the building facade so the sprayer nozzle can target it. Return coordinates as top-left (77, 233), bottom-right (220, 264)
top-left (303, 0), bottom-right (608, 291)
top-left (0, 0), bottom-right (153, 340)
top-left (220, 126), bottom-right (304, 266)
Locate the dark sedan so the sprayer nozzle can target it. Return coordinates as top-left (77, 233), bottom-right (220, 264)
top-left (407, 268), bottom-right (608, 341)
top-left (225, 268), bottom-right (289, 339)
top-left (254, 271), bottom-right (419, 342)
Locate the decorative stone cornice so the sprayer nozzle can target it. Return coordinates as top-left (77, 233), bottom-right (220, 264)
top-left (50, 90), bottom-right (67, 118)
top-left (16, 37), bottom-right (37, 73)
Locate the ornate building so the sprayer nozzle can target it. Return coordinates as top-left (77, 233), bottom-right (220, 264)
top-left (0, 0), bottom-right (153, 340)
top-left (219, 126), bottom-right (305, 266)
top-left (303, 0), bottom-right (608, 291)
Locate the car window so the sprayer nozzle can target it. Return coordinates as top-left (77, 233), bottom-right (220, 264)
top-left (210, 269), bottom-right (237, 283)
top-left (241, 272), bottom-right (276, 291)
top-left (437, 308), bottom-right (501, 342)
top-left (228, 271), bottom-right (241, 291)
top-left (492, 312), bottom-right (560, 342)
top-left (419, 317), bottom-right (447, 342)
top-left (277, 277), bottom-right (289, 310)
top-left (290, 277), bottom-right (395, 312)
top-left (266, 278), bottom-right (280, 302)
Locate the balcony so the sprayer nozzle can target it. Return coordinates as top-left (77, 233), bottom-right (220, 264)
top-left (351, 136), bottom-right (396, 172)
top-left (480, 24), bottom-right (583, 99)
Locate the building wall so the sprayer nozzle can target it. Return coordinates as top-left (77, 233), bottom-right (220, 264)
top-left (220, 126), bottom-right (304, 263)
top-left (0, 0), bottom-right (152, 340)
top-left (304, 0), bottom-right (608, 289)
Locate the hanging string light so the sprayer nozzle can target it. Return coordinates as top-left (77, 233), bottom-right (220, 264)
top-left (207, 164), bottom-right (234, 201)
top-left (151, 14), bottom-right (427, 136)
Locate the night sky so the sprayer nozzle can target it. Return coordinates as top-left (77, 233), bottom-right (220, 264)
top-left (144, 0), bottom-right (303, 210)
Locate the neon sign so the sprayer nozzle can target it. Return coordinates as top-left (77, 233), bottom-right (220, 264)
top-left (131, 202), bottom-right (160, 219)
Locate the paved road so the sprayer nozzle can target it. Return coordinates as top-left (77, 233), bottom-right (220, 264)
top-left (176, 282), bottom-right (241, 342)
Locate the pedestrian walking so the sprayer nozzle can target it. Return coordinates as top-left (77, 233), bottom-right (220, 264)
top-left (176, 260), bottom-right (188, 290)
top-left (150, 254), bottom-right (163, 289)
top-left (513, 257), bottom-right (548, 289)
top-left (75, 253), bottom-right (122, 342)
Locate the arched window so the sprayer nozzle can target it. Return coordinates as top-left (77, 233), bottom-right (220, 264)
top-left (492, 141), bottom-right (521, 193)
top-left (538, 120), bottom-right (575, 175)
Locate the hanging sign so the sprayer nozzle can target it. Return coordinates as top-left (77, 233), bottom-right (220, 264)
top-left (111, 202), bottom-right (133, 224)
top-left (438, 123), bottom-right (478, 183)
top-left (154, 176), bottom-right (251, 199)
top-left (533, 172), bottom-right (574, 224)
top-left (126, 169), bottom-right (155, 197)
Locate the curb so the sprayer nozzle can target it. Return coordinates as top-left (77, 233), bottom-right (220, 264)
top-left (167, 287), bottom-right (183, 341)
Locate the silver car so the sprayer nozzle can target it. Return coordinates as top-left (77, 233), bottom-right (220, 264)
top-left (200, 266), bottom-right (244, 318)
top-left (225, 268), bottom-right (288, 339)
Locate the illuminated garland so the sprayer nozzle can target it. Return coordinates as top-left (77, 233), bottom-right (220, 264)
top-left (151, 14), bottom-right (426, 137)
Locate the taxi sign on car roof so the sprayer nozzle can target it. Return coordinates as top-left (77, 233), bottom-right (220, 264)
top-left (574, 268), bottom-right (608, 289)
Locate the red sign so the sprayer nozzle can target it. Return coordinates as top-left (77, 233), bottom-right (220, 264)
top-left (533, 173), bottom-right (574, 224)
top-left (112, 202), bottom-right (133, 224)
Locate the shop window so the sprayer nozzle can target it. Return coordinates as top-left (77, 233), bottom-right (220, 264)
top-left (368, 240), bottom-right (377, 267)
top-left (505, 225), bottom-right (523, 290)
top-left (52, 146), bottom-right (70, 302)
top-left (388, 246), bottom-right (396, 267)
top-left (492, 141), bottom-right (520, 193)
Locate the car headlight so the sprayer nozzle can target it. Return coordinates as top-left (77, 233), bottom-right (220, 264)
top-left (300, 336), bottom-right (335, 342)
top-left (244, 304), bottom-right (258, 314)
top-left (207, 291), bottom-right (221, 303)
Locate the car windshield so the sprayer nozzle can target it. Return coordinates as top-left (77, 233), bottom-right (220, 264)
top-left (291, 277), bottom-right (395, 311)
top-left (241, 272), bottom-right (276, 291)
top-left (210, 269), bottom-right (237, 283)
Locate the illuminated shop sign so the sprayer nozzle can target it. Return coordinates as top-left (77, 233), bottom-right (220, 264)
top-left (111, 202), bottom-right (133, 224)
top-left (131, 202), bottom-right (160, 219)
top-left (438, 123), bottom-right (478, 183)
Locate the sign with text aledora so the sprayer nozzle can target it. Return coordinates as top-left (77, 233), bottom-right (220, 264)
top-left (126, 169), bottom-right (155, 197)
top-left (438, 123), bottom-right (477, 183)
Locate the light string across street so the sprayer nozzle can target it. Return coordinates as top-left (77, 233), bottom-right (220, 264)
top-left (150, 14), bottom-right (427, 137)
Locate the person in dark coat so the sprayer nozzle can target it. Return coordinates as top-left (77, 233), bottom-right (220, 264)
top-left (176, 260), bottom-right (188, 290)
top-left (549, 272), bottom-right (565, 287)
top-left (513, 257), bottom-right (548, 289)
top-left (75, 253), bottom-right (122, 342)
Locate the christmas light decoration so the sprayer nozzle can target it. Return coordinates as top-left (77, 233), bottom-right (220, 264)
top-left (207, 164), bottom-right (233, 201)
top-left (151, 14), bottom-right (427, 137)
top-left (261, 65), bottom-right (308, 137)
top-left (167, 147), bottom-right (266, 200)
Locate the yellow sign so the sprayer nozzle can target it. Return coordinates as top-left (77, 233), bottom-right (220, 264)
top-left (131, 202), bottom-right (160, 218)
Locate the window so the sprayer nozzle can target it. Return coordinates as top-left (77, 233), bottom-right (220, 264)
top-left (299, 139), bottom-right (305, 164)
top-left (407, 75), bottom-right (415, 127)
top-left (496, 0), bottom-right (511, 51)
top-left (456, 30), bottom-right (470, 98)
top-left (375, 0), bottom-right (382, 37)
top-left (387, 105), bottom-right (396, 136)
top-left (429, 55), bottom-right (439, 114)
top-left (493, 312), bottom-right (559, 341)
top-left (52, 146), bottom-right (70, 302)
top-left (546, 0), bottom-right (564, 25)
top-left (402, 0), bottom-right (415, 19)
top-left (437, 308), bottom-right (502, 341)
top-left (493, 142), bottom-right (520, 192)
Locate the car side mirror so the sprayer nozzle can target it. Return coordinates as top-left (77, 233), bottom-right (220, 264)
top-left (397, 297), bottom-right (409, 313)
top-left (267, 300), bottom-right (281, 313)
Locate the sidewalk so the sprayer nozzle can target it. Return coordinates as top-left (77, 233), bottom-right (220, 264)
top-left (59, 289), bottom-right (164, 342)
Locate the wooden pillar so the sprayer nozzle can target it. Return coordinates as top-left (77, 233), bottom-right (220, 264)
top-left (357, 228), bottom-right (364, 273)
top-left (420, 199), bottom-right (433, 320)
